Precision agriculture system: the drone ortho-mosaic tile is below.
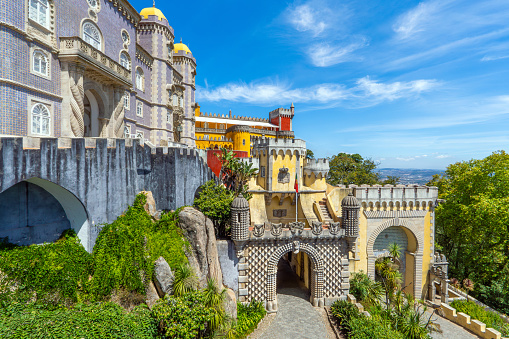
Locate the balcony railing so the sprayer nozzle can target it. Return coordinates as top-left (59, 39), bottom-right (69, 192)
top-left (59, 36), bottom-right (132, 86)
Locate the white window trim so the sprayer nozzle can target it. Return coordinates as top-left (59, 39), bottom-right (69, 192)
top-left (123, 91), bottom-right (130, 110)
top-left (120, 51), bottom-right (130, 70)
top-left (135, 67), bottom-right (145, 91)
top-left (121, 29), bottom-right (130, 48)
top-left (27, 96), bottom-right (53, 137)
top-left (82, 21), bottom-right (103, 51)
top-left (30, 46), bottom-right (51, 80)
top-left (28, 0), bottom-right (49, 29)
top-left (123, 125), bottom-right (131, 138)
top-left (166, 110), bottom-right (171, 124)
top-left (136, 101), bottom-right (143, 117)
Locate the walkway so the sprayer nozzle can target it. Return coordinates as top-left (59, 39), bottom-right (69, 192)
top-left (428, 309), bottom-right (481, 339)
top-left (255, 259), bottom-right (329, 339)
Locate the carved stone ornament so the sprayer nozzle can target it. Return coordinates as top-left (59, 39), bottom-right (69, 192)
top-left (253, 224), bottom-right (265, 237)
top-left (277, 167), bottom-right (290, 184)
top-left (312, 221), bottom-right (323, 235)
top-left (289, 222), bottom-right (304, 236)
top-left (270, 223), bottom-right (283, 237)
top-left (293, 240), bottom-right (301, 254)
top-left (329, 222), bottom-right (341, 235)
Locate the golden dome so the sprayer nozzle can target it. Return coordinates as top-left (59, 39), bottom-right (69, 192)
top-left (174, 41), bottom-right (191, 54)
top-left (140, 6), bottom-right (166, 21)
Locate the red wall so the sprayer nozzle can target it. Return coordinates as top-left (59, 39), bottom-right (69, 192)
top-left (207, 150), bottom-right (249, 177)
top-left (271, 116), bottom-right (279, 129)
top-left (280, 116), bottom-right (291, 131)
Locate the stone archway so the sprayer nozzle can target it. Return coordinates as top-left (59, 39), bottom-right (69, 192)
top-left (367, 218), bottom-right (423, 297)
top-left (266, 241), bottom-right (325, 312)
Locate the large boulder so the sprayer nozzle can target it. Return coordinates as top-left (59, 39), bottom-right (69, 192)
top-left (141, 191), bottom-right (158, 218)
top-left (224, 288), bottom-right (237, 319)
top-left (179, 207), bottom-right (223, 289)
top-left (145, 281), bottom-right (160, 309)
top-left (154, 256), bottom-right (174, 298)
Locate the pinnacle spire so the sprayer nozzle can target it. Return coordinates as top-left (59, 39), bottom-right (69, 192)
top-left (153, 0), bottom-right (155, 7)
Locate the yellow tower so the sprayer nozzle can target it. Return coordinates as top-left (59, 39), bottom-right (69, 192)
top-left (226, 126), bottom-right (251, 155)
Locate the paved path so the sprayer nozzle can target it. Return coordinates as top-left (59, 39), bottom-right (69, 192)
top-left (428, 310), bottom-right (481, 339)
top-left (257, 260), bottom-right (328, 339)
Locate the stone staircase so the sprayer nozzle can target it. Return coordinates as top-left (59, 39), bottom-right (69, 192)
top-left (318, 198), bottom-right (334, 225)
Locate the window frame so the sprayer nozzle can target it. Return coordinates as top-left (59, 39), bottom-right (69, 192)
top-left (136, 101), bottom-right (143, 117)
top-left (120, 51), bottom-right (130, 70)
top-left (30, 48), bottom-right (51, 79)
top-left (123, 91), bottom-right (130, 110)
top-left (135, 67), bottom-right (145, 91)
top-left (29, 0), bottom-right (49, 29)
top-left (123, 125), bottom-right (131, 138)
top-left (82, 21), bottom-right (102, 51)
top-left (30, 102), bottom-right (51, 136)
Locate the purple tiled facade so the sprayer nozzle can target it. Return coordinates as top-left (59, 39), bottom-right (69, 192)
top-left (0, 0), bottom-right (196, 147)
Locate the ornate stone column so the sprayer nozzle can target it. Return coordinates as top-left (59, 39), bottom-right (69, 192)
top-left (68, 63), bottom-right (86, 137)
top-left (112, 87), bottom-right (125, 137)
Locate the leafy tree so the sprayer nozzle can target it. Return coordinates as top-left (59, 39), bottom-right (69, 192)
top-left (433, 151), bottom-right (509, 288)
top-left (306, 149), bottom-right (315, 160)
top-left (193, 180), bottom-right (234, 236)
top-left (327, 152), bottom-right (380, 186)
top-left (217, 148), bottom-right (258, 198)
top-left (382, 175), bottom-right (400, 185)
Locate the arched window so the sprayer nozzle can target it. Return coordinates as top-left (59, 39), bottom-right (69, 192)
top-left (32, 50), bottom-right (48, 76)
top-left (136, 68), bottom-right (144, 91)
top-left (172, 93), bottom-right (178, 106)
top-left (219, 124), bottom-right (225, 130)
top-left (83, 22), bottom-right (101, 50)
top-left (242, 139), bottom-right (246, 146)
top-left (179, 96), bottom-right (183, 108)
top-left (31, 103), bottom-right (50, 136)
top-left (29, 0), bottom-right (49, 28)
top-left (120, 51), bottom-right (130, 69)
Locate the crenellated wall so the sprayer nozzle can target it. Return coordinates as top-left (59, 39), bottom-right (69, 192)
top-left (0, 137), bottom-right (214, 252)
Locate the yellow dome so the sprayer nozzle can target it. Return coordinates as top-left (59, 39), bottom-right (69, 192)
top-left (140, 7), bottom-right (166, 21)
top-left (174, 42), bottom-right (191, 54)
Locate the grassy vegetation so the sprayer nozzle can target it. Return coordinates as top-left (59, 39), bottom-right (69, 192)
top-left (234, 300), bottom-right (266, 338)
top-left (450, 300), bottom-right (509, 336)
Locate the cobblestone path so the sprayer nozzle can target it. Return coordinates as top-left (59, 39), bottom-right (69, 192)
top-left (428, 310), bottom-right (481, 339)
top-left (257, 260), bottom-right (328, 339)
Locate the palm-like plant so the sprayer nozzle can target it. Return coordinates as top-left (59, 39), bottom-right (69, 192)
top-left (204, 278), bottom-right (228, 333)
top-left (388, 243), bottom-right (402, 261)
top-left (463, 278), bottom-right (474, 301)
top-left (172, 263), bottom-right (198, 297)
top-left (217, 147), bottom-right (258, 198)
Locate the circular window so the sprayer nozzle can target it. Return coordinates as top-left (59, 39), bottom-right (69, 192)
top-left (87, 0), bottom-right (99, 9)
top-left (121, 30), bottom-right (130, 45)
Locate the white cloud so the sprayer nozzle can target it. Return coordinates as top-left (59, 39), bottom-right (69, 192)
top-left (288, 4), bottom-right (327, 37)
top-left (481, 55), bottom-right (509, 62)
top-left (436, 155), bottom-right (451, 159)
top-left (308, 39), bottom-right (368, 67)
top-left (393, 1), bottom-right (442, 39)
top-left (197, 77), bottom-right (438, 105)
top-left (356, 77), bottom-right (439, 101)
top-left (396, 157), bottom-right (416, 161)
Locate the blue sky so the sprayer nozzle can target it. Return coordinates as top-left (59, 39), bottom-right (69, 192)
top-left (134, 0), bottom-right (509, 169)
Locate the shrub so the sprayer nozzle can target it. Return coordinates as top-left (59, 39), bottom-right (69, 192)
top-left (235, 300), bottom-right (266, 338)
top-left (348, 316), bottom-right (405, 339)
top-left (450, 300), bottom-right (509, 336)
top-left (0, 302), bottom-right (158, 339)
top-left (194, 180), bottom-right (234, 236)
top-left (349, 272), bottom-right (383, 306)
top-left (151, 291), bottom-right (215, 339)
top-left (0, 230), bottom-right (93, 305)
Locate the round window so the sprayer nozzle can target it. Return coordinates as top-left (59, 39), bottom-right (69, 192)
top-left (122, 31), bottom-right (130, 45)
top-left (87, 0), bottom-right (98, 9)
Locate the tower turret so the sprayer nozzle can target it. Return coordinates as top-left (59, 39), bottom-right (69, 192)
top-left (341, 192), bottom-right (360, 251)
top-left (231, 194), bottom-right (249, 242)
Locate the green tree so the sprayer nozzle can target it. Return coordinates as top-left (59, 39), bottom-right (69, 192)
top-left (306, 149), bottom-right (315, 160)
top-left (217, 148), bottom-right (258, 198)
top-left (327, 153), bottom-right (380, 186)
top-left (433, 151), bottom-right (509, 289)
top-left (194, 180), bottom-right (234, 236)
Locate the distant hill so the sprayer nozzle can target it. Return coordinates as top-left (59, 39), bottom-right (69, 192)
top-left (376, 168), bottom-right (444, 186)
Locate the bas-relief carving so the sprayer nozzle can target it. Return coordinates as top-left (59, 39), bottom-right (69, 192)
top-left (277, 167), bottom-right (290, 183)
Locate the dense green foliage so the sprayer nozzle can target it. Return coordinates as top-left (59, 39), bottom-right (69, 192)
top-left (216, 148), bottom-right (258, 199)
top-left (194, 180), bottom-right (235, 236)
top-left (331, 300), bottom-right (405, 339)
top-left (349, 272), bottom-right (383, 306)
top-left (0, 230), bottom-right (93, 306)
top-left (327, 153), bottom-right (380, 186)
top-left (450, 300), bottom-right (509, 336)
top-left (430, 151), bottom-right (509, 313)
top-left (0, 302), bottom-right (158, 339)
top-left (235, 300), bottom-right (266, 338)
top-left (92, 194), bottom-right (188, 297)
top-left (152, 291), bottom-right (215, 339)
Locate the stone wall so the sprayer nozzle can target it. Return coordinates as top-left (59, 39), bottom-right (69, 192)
top-left (0, 137), bottom-right (214, 251)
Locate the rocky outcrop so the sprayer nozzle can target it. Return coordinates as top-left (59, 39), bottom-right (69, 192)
top-left (179, 207), bottom-right (223, 289)
top-left (154, 256), bottom-right (174, 298)
top-left (224, 288), bottom-right (237, 319)
top-left (145, 281), bottom-right (160, 309)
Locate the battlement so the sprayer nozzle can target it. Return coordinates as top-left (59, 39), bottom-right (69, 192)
top-left (303, 158), bottom-right (329, 177)
top-left (1, 137), bottom-right (201, 157)
top-left (252, 137), bottom-right (306, 150)
top-left (199, 111), bottom-right (270, 123)
top-left (269, 107), bottom-right (294, 118)
top-left (239, 157), bottom-right (260, 169)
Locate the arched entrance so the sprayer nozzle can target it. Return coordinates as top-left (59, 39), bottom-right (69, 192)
top-left (266, 241), bottom-right (324, 312)
top-left (367, 219), bottom-right (423, 297)
top-left (0, 178), bottom-right (91, 251)
top-left (83, 89), bottom-right (106, 137)
top-left (373, 226), bottom-right (408, 286)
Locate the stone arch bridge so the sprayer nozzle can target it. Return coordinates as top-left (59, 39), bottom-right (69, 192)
top-left (0, 137), bottom-right (213, 251)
